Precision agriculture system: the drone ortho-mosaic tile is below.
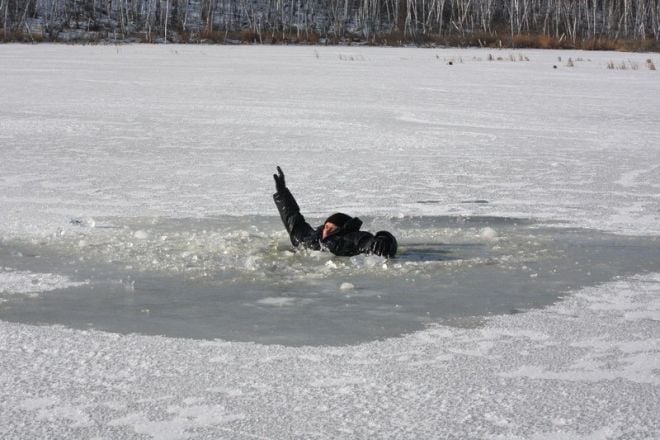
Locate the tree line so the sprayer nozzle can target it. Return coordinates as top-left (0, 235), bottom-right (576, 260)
top-left (3, 0), bottom-right (659, 47)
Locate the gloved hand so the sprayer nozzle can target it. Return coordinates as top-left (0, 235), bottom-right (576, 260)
top-left (369, 231), bottom-right (397, 258)
top-left (273, 166), bottom-right (286, 193)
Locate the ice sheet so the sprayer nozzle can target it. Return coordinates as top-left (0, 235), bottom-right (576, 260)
top-left (0, 268), bottom-right (88, 296)
top-left (1, 45), bottom-right (659, 238)
top-left (1, 273), bottom-right (659, 438)
top-left (1, 45), bottom-right (659, 438)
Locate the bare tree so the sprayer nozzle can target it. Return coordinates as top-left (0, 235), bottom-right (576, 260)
top-left (6, 0), bottom-right (659, 44)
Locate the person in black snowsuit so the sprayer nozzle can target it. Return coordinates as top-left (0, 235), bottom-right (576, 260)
top-left (273, 166), bottom-right (397, 258)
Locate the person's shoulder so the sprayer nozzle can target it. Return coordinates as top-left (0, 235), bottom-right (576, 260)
top-left (343, 217), bottom-right (363, 233)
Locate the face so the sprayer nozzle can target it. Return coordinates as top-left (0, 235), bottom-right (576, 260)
top-left (322, 222), bottom-right (339, 240)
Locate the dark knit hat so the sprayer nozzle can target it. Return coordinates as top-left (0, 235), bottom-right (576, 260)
top-left (324, 212), bottom-right (352, 228)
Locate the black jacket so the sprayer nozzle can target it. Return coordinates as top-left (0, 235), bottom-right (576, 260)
top-left (273, 188), bottom-right (395, 257)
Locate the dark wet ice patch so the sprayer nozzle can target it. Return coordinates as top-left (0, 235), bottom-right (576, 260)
top-left (1, 216), bottom-right (659, 346)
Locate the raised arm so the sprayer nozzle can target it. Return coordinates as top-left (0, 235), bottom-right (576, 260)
top-left (272, 166), bottom-right (319, 249)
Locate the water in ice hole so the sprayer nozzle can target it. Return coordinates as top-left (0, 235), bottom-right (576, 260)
top-left (1, 215), bottom-right (659, 346)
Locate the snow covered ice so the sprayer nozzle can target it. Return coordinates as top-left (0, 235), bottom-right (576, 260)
top-left (1, 44), bottom-right (660, 438)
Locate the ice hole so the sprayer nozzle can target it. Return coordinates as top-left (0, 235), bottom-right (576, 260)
top-left (1, 215), bottom-right (659, 346)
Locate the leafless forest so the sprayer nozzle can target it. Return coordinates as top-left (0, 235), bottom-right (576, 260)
top-left (3, 0), bottom-right (660, 48)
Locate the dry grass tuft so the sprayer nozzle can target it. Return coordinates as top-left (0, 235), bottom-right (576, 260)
top-left (606, 60), bottom-right (647, 70)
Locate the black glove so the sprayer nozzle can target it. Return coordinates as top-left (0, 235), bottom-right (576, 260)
top-left (369, 231), bottom-right (397, 258)
top-left (273, 166), bottom-right (286, 193)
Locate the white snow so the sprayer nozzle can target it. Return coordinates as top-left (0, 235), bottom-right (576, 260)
top-left (1, 44), bottom-right (659, 438)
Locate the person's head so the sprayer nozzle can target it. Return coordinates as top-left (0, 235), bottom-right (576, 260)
top-left (322, 212), bottom-right (351, 240)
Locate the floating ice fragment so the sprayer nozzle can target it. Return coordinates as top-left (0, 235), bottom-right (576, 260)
top-left (480, 227), bottom-right (498, 240)
top-left (1, 269), bottom-right (88, 294)
top-left (133, 230), bottom-right (149, 240)
top-left (244, 256), bottom-right (261, 271)
top-left (340, 282), bottom-right (354, 291)
top-left (363, 255), bottom-right (382, 267)
top-left (257, 297), bottom-right (297, 307)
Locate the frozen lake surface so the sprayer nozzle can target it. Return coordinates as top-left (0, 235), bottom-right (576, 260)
top-left (1, 44), bottom-right (659, 439)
